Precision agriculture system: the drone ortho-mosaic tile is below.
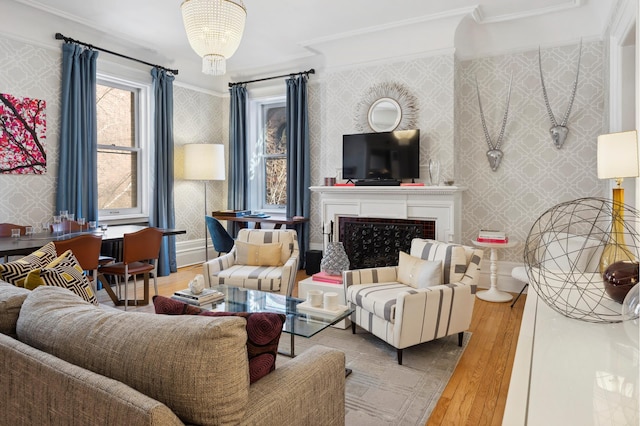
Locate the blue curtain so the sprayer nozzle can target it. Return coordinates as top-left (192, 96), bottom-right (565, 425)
top-left (57, 43), bottom-right (99, 221)
top-left (228, 85), bottom-right (248, 234)
top-left (285, 75), bottom-right (310, 267)
top-left (150, 68), bottom-right (176, 276)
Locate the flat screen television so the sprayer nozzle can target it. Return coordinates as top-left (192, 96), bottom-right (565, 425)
top-left (342, 129), bottom-right (420, 181)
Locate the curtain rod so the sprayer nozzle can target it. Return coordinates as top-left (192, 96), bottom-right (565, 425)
top-left (54, 33), bottom-right (179, 75)
top-left (229, 68), bottom-right (315, 88)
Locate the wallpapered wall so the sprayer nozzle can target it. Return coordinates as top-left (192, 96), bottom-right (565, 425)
top-left (0, 36), bottom-right (60, 226)
top-left (307, 40), bottom-right (608, 262)
top-left (0, 35), bottom-right (224, 247)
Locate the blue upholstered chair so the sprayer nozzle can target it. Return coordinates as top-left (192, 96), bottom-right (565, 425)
top-left (205, 216), bottom-right (235, 256)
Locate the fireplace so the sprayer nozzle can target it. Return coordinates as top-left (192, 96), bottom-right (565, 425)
top-left (338, 217), bottom-right (436, 269)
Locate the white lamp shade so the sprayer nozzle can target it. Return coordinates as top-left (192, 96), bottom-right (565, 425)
top-left (184, 144), bottom-right (225, 181)
top-left (597, 130), bottom-right (639, 179)
top-left (181, 0), bottom-right (246, 76)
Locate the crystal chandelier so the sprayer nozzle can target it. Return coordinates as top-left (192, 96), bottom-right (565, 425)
top-left (181, 0), bottom-right (247, 76)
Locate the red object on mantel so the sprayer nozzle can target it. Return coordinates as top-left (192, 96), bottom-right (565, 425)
top-left (333, 183), bottom-right (355, 187)
top-left (400, 183), bottom-right (425, 186)
top-left (312, 271), bottom-right (343, 284)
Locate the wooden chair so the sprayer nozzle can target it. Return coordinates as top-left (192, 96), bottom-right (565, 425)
top-left (99, 227), bottom-right (163, 309)
top-left (54, 234), bottom-right (103, 294)
top-left (0, 223), bottom-right (26, 237)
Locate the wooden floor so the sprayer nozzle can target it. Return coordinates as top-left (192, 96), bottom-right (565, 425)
top-left (96, 266), bottom-right (526, 425)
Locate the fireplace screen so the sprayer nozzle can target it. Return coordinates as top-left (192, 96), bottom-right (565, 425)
top-left (338, 217), bottom-right (436, 269)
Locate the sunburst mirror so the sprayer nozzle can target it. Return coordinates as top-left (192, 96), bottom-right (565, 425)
top-left (355, 82), bottom-right (418, 132)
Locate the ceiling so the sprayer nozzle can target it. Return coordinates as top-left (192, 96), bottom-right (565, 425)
top-left (10, 0), bottom-right (614, 92)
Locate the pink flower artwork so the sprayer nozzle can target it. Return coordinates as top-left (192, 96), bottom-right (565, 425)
top-left (0, 93), bottom-right (46, 174)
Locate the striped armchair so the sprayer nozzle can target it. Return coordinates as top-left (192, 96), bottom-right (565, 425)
top-left (343, 239), bottom-right (483, 365)
top-left (203, 229), bottom-right (299, 296)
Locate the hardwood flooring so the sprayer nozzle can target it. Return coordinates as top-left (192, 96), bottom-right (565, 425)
top-left (95, 266), bottom-right (526, 425)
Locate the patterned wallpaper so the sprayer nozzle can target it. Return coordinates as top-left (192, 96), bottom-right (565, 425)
top-left (173, 85), bottom-right (226, 243)
top-left (457, 40), bottom-right (607, 262)
top-left (307, 41), bottom-right (608, 262)
top-left (0, 34), bottom-right (610, 266)
top-left (0, 37), bottom-right (61, 226)
top-left (309, 55), bottom-right (456, 246)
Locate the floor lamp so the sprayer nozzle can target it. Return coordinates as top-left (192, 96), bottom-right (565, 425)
top-left (184, 144), bottom-right (226, 262)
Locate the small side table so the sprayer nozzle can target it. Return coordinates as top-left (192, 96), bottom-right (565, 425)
top-left (472, 240), bottom-right (518, 303)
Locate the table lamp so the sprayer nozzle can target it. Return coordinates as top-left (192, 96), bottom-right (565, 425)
top-left (184, 144), bottom-right (225, 261)
top-left (597, 130), bottom-right (640, 274)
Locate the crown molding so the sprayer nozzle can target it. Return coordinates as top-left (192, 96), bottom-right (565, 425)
top-left (471, 0), bottom-right (583, 24)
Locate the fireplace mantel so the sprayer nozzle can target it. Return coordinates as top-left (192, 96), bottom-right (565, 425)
top-left (310, 185), bottom-right (466, 244)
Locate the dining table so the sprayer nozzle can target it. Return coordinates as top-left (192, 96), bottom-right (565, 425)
top-left (0, 224), bottom-right (186, 258)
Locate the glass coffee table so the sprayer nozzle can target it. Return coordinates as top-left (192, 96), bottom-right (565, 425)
top-left (207, 285), bottom-right (354, 358)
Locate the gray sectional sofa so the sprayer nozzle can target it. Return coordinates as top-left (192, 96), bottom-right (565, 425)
top-left (0, 282), bottom-right (346, 425)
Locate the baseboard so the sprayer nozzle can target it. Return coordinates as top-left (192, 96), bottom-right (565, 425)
top-left (176, 238), bottom-right (211, 268)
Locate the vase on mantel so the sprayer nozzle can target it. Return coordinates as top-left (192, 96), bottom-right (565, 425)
top-left (321, 242), bottom-right (350, 276)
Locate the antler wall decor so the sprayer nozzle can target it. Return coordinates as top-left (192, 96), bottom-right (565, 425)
top-left (539, 40), bottom-right (582, 149)
top-left (475, 74), bottom-right (512, 172)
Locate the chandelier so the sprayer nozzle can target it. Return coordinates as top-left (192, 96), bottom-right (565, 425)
top-left (181, 0), bottom-right (247, 76)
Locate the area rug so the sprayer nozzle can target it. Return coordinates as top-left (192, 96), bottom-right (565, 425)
top-left (278, 326), bottom-right (470, 426)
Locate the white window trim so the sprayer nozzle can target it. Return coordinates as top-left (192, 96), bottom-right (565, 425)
top-left (247, 95), bottom-right (287, 214)
top-left (96, 73), bottom-right (151, 223)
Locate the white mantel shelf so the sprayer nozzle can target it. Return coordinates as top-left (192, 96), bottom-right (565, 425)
top-left (310, 185), bottom-right (466, 244)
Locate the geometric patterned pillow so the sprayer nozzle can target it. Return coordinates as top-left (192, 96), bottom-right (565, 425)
top-left (0, 242), bottom-right (58, 287)
top-left (152, 295), bottom-right (285, 383)
top-left (23, 250), bottom-right (98, 305)
top-left (410, 239), bottom-right (469, 284)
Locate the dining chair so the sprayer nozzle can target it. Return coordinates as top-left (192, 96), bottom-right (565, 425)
top-left (0, 223), bottom-right (27, 237)
top-left (0, 223), bottom-right (28, 262)
top-left (99, 227), bottom-right (163, 309)
top-left (53, 234), bottom-right (103, 294)
top-left (205, 216), bottom-right (235, 256)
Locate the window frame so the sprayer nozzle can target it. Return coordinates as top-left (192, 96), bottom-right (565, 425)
top-left (95, 74), bottom-right (151, 222)
top-left (247, 95), bottom-right (287, 213)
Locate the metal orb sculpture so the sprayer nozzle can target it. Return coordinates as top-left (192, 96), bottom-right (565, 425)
top-left (524, 198), bottom-right (640, 323)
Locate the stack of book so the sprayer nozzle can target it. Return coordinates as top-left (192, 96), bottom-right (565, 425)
top-left (172, 288), bottom-right (225, 306)
top-left (312, 271), bottom-right (343, 285)
top-left (212, 210), bottom-right (250, 217)
top-left (477, 229), bottom-right (508, 244)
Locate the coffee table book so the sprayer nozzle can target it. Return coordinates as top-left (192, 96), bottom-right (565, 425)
top-left (172, 288), bottom-right (224, 306)
top-left (312, 271), bottom-right (343, 284)
top-left (212, 210), bottom-right (250, 217)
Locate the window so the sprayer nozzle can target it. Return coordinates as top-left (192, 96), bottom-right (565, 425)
top-left (96, 76), bottom-right (149, 220)
top-left (248, 97), bottom-right (287, 212)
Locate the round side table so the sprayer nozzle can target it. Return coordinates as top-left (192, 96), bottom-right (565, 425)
top-left (472, 240), bottom-right (518, 303)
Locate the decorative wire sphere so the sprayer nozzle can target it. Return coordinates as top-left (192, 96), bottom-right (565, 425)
top-left (524, 197), bottom-right (640, 323)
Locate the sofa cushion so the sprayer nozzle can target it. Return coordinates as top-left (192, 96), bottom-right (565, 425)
top-left (0, 242), bottom-right (58, 286)
top-left (211, 264), bottom-right (284, 292)
top-left (410, 239), bottom-right (468, 284)
top-left (0, 281), bottom-right (30, 337)
top-left (237, 229), bottom-right (295, 265)
top-left (235, 241), bottom-right (283, 266)
top-left (347, 282), bottom-right (410, 322)
top-left (397, 251), bottom-right (442, 288)
top-left (153, 295), bottom-right (285, 384)
top-left (23, 250), bottom-right (98, 305)
top-left (17, 286), bottom-right (250, 426)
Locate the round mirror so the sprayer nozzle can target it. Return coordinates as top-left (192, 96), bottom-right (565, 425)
top-left (368, 98), bottom-right (402, 132)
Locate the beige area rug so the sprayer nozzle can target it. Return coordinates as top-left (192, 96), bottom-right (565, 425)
top-left (278, 326), bottom-right (470, 426)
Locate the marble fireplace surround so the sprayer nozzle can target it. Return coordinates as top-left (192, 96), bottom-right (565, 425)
top-left (310, 186), bottom-right (465, 254)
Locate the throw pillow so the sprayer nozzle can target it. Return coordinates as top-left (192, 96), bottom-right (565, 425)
top-left (410, 239), bottom-right (469, 284)
top-left (397, 251), bottom-right (442, 288)
top-left (0, 242), bottom-right (58, 286)
top-left (153, 295), bottom-right (285, 383)
top-left (235, 241), bottom-right (284, 267)
top-left (23, 250), bottom-right (98, 305)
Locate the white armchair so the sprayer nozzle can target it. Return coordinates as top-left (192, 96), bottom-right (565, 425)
top-left (203, 229), bottom-right (299, 296)
top-left (343, 238), bottom-right (483, 365)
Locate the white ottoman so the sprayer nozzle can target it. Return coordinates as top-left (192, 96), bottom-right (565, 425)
top-left (297, 277), bottom-right (350, 329)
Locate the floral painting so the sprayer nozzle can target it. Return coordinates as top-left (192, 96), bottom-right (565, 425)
top-left (0, 93), bottom-right (46, 174)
